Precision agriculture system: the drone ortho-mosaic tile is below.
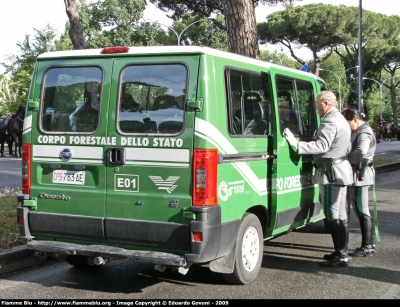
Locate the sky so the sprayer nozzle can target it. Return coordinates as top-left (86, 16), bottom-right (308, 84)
top-left (0, 0), bottom-right (398, 75)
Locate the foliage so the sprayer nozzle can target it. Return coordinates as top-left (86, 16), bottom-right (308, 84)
top-left (0, 187), bottom-right (22, 250)
top-left (149, 0), bottom-right (302, 58)
top-left (334, 8), bottom-right (400, 110)
top-left (316, 52), bottom-right (354, 105)
top-left (164, 13), bottom-right (227, 49)
top-left (373, 157), bottom-right (399, 166)
top-left (0, 25), bottom-right (58, 114)
top-left (1, 0), bottom-right (399, 124)
top-left (260, 49), bottom-right (301, 69)
top-left (77, 0), bottom-right (166, 48)
top-left (0, 78), bottom-right (19, 116)
top-left (258, 4), bottom-right (359, 73)
top-left (148, 0), bottom-right (300, 20)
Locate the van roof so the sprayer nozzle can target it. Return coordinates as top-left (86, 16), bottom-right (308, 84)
top-left (37, 45), bottom-right (324, 82)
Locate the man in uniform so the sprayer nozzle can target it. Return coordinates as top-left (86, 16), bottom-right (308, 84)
top-left (283, 90), bottom-right (354, 267)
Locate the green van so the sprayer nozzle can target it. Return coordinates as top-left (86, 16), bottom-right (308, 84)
top-left (17, 46), bottom-right (326, 284)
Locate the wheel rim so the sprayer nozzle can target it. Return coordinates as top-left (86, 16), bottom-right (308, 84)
top-left (241, 226), bottom-right (260, 272)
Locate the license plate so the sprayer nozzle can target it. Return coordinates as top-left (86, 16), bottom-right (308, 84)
top-left (52, 170), bottom-right (85, 185)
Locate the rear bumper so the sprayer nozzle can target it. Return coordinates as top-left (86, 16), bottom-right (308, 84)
top-left (27, 240), bottom-right (186, 267)
top-left (17, 195), bottom-right (241, 266)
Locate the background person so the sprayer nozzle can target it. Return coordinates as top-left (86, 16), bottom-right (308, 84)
top-left (283, 90), bottom-right (353, 267)
top-left (377, 117), bottom-right (386, 126)
top-left (342, 108), bottom-right (377, 257)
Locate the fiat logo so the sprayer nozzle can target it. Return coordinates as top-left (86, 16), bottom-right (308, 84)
top-left (61, 148), bottom-right (73, 161)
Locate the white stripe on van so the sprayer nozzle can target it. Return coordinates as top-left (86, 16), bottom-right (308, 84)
top-left (23, 115), bottom-right (32, 136)
top-left (194, 118), bottom-right (268, 196)
top-left (125, 161), bottom-right (189, 167)
top-left (32, 145), bottom-right (189, 167)
top-left (33, 145), bottom-right (104, 163)
top-left (125, 148), bottom-right (189, 167)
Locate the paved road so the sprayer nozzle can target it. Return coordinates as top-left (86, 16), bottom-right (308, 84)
top-left (374, 140), bottom-right (400, 160)
top-left (0, 156), bottom-right (21, 193)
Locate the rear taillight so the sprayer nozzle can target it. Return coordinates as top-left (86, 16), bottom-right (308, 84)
top-left (22, 144), bottom-right (31, 195)
top-left (192, 149), bottom-right (218, 206)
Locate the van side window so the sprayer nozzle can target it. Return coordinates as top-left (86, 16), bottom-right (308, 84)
top-left (41, 67), bottom-right (102, 133)
top-left (117, 64), bottom-right (186, 135)
top-left (226, 69), bottom-right (272, 136)
top-left (297, 81), bottom-right (317, 136)
top-left (276, 77), bottom-right (317, 137)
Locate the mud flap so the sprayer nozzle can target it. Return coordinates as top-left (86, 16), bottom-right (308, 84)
top-left (209, 241), bottom-right (236, 274)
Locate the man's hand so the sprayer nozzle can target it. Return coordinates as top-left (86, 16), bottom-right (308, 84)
top-left (283, 128), bottom-right (298, 150)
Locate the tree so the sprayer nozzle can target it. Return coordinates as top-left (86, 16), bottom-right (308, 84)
top-left (259, 49), bottom-right (301, 69)
top-left (160, 13), bottom-right (228, 49)
top-left (336, 13), bottom-right (400, 124)
top-left (0, 25), bottom-right (58, 113)
top-left (62, 0), bottom-right (166, 48)
top-left (64, 0), bottom-right (86, 49)
top-left (258, 4), bottom-right (359, 74)
top-left (0, 77), bottom-right (18, 116)
top-left (149, 0), bottom-right (302, 59)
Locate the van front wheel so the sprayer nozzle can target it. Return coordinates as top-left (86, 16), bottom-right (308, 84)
top-left (222, 213), bottom-right (263, 285)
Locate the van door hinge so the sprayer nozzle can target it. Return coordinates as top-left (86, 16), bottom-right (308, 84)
top-left (27, 99), bottom-right (40, 111)
top-left (187, 98), bottom-right (203, 111)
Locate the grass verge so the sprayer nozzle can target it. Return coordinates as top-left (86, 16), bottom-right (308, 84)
top-left (0, 187), bottom-right (23, 250)
top-left (373, 157), bottom-right (399, 166)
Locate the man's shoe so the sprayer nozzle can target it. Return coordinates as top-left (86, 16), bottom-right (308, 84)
top-left (323, 251), bottom-right (336, 261)
top-left (320, 255), bottom-right (349, 267)
top-left (349, 245), bottom-right (375, 257)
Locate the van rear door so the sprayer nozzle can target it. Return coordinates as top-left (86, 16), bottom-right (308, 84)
top-left (28, 59), bottom-right (113, 241)
top-left (104, 55), bottom-right (200, 251)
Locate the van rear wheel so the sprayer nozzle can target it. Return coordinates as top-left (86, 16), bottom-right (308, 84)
top-left (66, 255), bottom-right (90, 267)
top-left (222, 213), bottom-right (263, 285)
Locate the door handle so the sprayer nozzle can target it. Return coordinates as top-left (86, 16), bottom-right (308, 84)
top-left (109, 147), bottom-right (126, 165)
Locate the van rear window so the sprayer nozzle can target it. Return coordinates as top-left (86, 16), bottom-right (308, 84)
top-left (117, 64), bottom-right (187, 135)
top-left (41, 67), bottom-right (102, 133)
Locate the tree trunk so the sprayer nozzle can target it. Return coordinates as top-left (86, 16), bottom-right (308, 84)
top-left (64, 0), bottom-right (86, 49)
top-left (390, 80), bottom-right (398, 126)
top-left (222, 0), bottom-right (260, 59)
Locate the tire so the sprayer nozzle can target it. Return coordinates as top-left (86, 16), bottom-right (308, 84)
top-left (222, 213), bottom-right (263, 285)
top-left (66, 255), bottom-right (90, 267)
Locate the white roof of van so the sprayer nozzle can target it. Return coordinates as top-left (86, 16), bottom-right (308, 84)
top-left (37, 46), bottom-right (324, 82)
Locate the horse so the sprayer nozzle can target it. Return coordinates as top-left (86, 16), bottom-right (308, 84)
top-left (7, 104), bottom-right (26, 157)
top-left (376, 124), bottom-right (396, 142)
top-left (0, 117), bottom-right (14, 157)
top-left (390, 124), bottom-right (400, 141)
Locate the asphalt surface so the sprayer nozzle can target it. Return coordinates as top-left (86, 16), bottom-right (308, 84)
top-left (1, 162), bottom-right (400, 276)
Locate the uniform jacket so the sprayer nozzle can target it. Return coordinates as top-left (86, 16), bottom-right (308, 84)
top-left (298, 108), bottom-right (353, 185)
top-left (348, 122), bottom-right (376, 186)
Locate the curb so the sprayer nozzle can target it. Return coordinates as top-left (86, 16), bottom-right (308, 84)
top-left (373, 162), bottom-right (400, 173)
top-left (2, 162), bottom-right (400, 276)
top-left (0, 245), bottom-right (48, 275)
